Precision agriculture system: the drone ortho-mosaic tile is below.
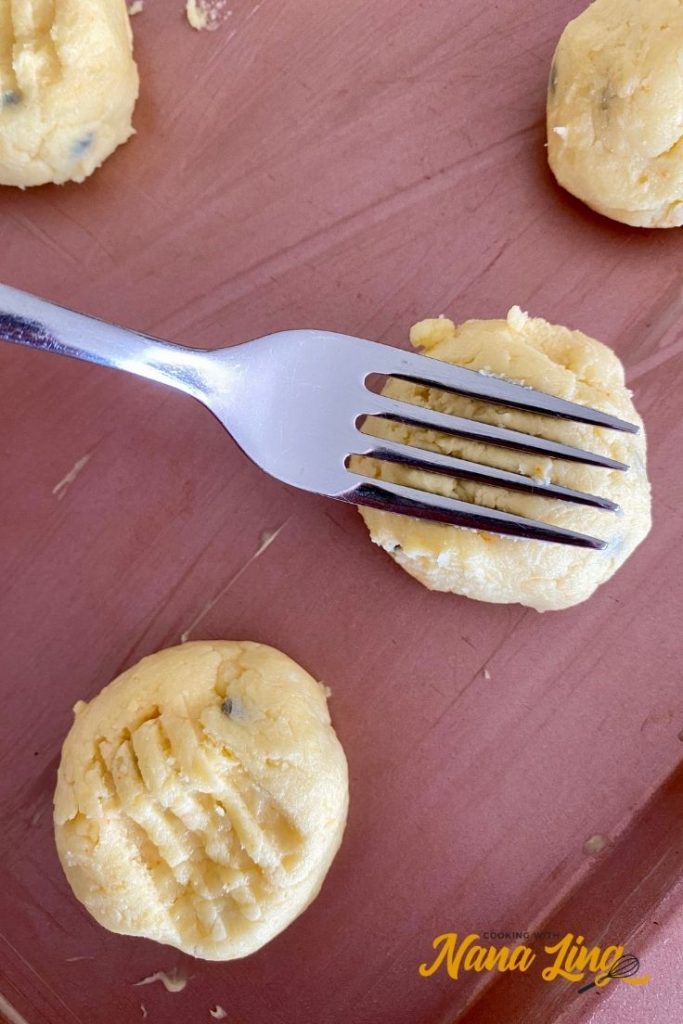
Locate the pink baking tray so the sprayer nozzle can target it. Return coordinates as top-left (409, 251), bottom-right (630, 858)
top-left (1, 1), bottom-right (682, 1022)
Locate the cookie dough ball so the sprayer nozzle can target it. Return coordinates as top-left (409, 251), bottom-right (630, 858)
top-left (54, 642), bottom-right (348, 960)
top-left (547, 0), bottom-right (683, 227)
top-left (356, 308), bottom-right (651, 612)
top-left (0, 0), bottom-right (139, 187)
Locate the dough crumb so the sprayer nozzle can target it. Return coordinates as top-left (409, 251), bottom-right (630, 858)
top-left (483, 668), bottom-right (491, 680)
top-left (584, 834), bottom-right (609, 856)
top-left (52, 452), bottom-right (93, 501)
top-left (140, 1006), bottom-right (148, 1020)
top-left (506, 305), bottom-right (528, 332)
top-left (210, 1008), bottom-right (228, 1020)
top-left (186, 0), bottom-right (227, 30)
top-left (134, 970), bottom-right (187, 993)
top-left (128, 1), bottom-right (144, 13)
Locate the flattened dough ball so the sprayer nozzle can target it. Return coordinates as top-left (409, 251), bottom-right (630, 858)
top-left (0, 0), bottom-right (139, 187)
top-left (54, 642), bottom-right (349, 960)
top-left (356, 308), bottom-right (651, 612)
top-left (547, 0), bottom-right (683, 227)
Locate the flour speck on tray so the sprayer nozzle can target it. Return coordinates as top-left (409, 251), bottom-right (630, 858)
top-left (134, 969), bottom-right (187, 993)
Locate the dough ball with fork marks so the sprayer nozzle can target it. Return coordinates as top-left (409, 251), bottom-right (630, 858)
top-left (356, 308), bottom-right (651, 611)
top-left (53, 641), bottom-right (348, 960)
top-left (0, 0), bottom-right (138, 187)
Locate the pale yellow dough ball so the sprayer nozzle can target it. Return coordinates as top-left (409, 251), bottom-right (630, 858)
top-left (357, 309), bottom-right (651, 612)
top-left (54, 642), bottom-right (348, 960)
top-left (547, 0), bottom-right (683, 227)
top-left (0, 0), bottom-right (139, 187)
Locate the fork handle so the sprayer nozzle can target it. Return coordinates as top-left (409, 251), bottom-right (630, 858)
top-left (0, 283), bottom-right (212, 400)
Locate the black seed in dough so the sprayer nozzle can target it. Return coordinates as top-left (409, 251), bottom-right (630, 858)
top-left (600, 85), bottom-right (613, 112)
top-left (1, 90), bottom-right (22, 107)
top-left (70, 132), bottom-right (95, 158)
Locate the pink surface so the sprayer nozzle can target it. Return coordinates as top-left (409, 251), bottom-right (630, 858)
top-left (558, 893), bottom-right (683, 1024)
top-left (1, 1), bottom-right (682, 1022)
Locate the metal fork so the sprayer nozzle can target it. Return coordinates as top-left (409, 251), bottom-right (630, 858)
top-left (0, 283), bottom-right (638, 550)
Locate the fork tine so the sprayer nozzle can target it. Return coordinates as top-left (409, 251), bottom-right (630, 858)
top-left (344, 477), bottom-right (608, 549)
top-left (358, 437), bottom-right (619, 510)
top-left (367, 395), bottom-right (628, 471)
top-left (378, 346), bottom-right (639, 434)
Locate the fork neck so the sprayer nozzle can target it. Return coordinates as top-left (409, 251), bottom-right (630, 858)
top-left (0, 283), bottom-right (214, 402)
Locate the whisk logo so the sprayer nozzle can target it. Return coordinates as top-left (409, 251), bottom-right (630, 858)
top-left (578, 952), bottom-right (644, 993)
top-left (419, 932), bottom-right (652, 991)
